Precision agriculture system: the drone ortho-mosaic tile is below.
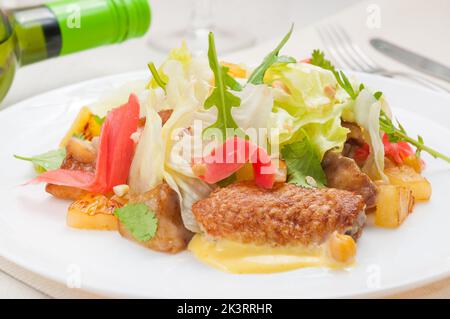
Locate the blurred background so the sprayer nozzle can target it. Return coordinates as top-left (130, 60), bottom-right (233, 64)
top-left (0, 0), bottom-right (448, 106)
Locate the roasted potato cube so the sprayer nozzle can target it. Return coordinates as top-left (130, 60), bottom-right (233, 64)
top-left (67, 194), bottom-right (122, 231)
top-left (375, 183), bottom-right (414, 228)
top-left (385, 165), bottom-right (432, 201)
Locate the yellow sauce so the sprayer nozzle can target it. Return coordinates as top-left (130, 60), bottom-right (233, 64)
top-left (188, 234), bottom-right (354, 274)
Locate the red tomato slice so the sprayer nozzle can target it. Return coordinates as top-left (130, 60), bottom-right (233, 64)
top-left (382, 133), bottom-right (415, 165)
top-left (196, 136), bottom-right (276, 189)
top-left (29, 94), bottom-right (140, 193)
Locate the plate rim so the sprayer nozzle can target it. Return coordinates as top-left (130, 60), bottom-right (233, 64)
top-left (1, 70), bottom-right (450, 298)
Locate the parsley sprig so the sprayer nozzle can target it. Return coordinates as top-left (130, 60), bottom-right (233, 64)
top-left (311, 49), bottom-right (450, 163)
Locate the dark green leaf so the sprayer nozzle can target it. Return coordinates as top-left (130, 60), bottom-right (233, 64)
top-left (247, 24), bottom-right (294, 85)
top-left (203, 32), bottom-right (242, 141)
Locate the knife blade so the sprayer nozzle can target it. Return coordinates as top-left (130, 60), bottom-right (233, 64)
top-left (370, 38), bottom-right (450, 83)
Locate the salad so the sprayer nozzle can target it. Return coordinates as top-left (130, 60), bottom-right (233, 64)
top-left (16, 27), bottom-right (450, 274)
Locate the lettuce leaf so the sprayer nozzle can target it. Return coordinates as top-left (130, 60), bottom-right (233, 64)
top-left (266, 62), bottom-right (350, 159)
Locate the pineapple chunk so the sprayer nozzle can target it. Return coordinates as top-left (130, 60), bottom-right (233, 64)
top-left (67, 194), bottom-right (124, 231)
top-left (60, 107), bottom-right (92, 147)
top-left (385, 165), bottom-right (432, 201)
top-left (60, 107), bottom-right (103, 147)
top-left (375, 182), bottom-right (414, 228)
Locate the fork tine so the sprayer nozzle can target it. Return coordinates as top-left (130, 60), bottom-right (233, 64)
top-left (319, 24), bottom-right (364, 72)
top-left (315, 25), bottom-right (347, 70)
top-left (333, 24), bottom-right (380, 71)
top-left (325, 24), bottom-right (369, 72)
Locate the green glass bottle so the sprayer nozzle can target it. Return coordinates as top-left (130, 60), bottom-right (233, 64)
top-left (0, 0), bottom-right (151, 104)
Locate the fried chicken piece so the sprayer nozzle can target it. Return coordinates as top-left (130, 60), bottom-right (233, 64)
top-left (342, 121), bottom-right (365, 146)
top-left (192, 182), bottom-right (366, 247)
top-left (119, 183), bottom-right (193, 253)
top-left (322, 151), bottom-right (378, 208)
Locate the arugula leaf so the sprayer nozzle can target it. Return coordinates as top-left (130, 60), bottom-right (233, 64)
top-left (281, 133), bottom-right (327, 188)
top-left (380, 110), bottom-right (450, 163)
top-left (222, 66), bottom-right (243, 91)
top-left (148, 62), bottom-right (167, 91)
top-left (115, 203), bottom-right (158, 242)
top-left (14, 149), bottom-right (66, 174)
top-left (247, 24), bottom-right (294, 85)
top-left (203, 32), bottom-right (242, 140)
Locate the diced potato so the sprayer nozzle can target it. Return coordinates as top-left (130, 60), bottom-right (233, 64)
top-left (375, 182), bottom-right (414, 228)
top-left (403, 156), bottom-right (424, 173)
top-left (67, 194), bottom-right (123, 231)
top-left (60, 107), bottom-right (92, 147)
top-left (385, 165), bottom-right (432, 201)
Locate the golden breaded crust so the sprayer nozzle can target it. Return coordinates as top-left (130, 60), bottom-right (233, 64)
top-left (192, 182), bottom-right (366, 246)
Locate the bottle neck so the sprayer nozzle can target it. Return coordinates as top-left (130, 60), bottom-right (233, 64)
top-left (7, 0), bottom-right (151, 66)
top-left (8, 6), bottom-right (62, 66)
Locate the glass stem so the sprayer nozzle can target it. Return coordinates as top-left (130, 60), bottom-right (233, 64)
top-left (190, 0), bottom-right (213, 32)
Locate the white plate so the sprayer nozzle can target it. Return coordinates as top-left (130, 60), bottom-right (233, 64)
top-left (0, 71), bottom-right (449, 298)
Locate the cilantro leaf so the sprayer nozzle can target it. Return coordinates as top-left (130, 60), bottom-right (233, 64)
top-left (281, 134), bottom-right (327, 188)
top-left (148, 62), bottom-right (167, 91)
top-left (14, 149), bottom-right (66, 174)
top-left (311, 49), bottom-right (336, 72)
top-left (247, 24), bottom-right (294, 85)
top-left (203, 32), bottom-right (242, 140)
top-left (115, 203), bottom-right (158, 242)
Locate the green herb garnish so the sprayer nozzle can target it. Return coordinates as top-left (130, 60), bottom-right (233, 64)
top-left (148, 62), bottom-right (167, 91)
top-left (115, 203), bottom-right (158, 242)
top-left (14, 149), bottom-right (66, 174)
top-left (281, 133), bottom-right (327, 188)
top-left (380, 110), bottom-right (450, 163)
top-left (203, 32), bottom-right (242, 140)
top-left (247, 24), bottom-right (295, 85)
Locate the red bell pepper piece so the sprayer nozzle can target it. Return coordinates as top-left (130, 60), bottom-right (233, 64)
top-left (195, 136), bottom-right (276, 189)
top-left (29, 94), bottom-right (140, 193)
top-left (354, 143), bottom-right (370, 163)
top-left (382, 133), bottom-right (415, 165)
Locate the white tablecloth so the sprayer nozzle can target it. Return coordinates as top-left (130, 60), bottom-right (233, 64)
top-left (1, 0), bottom-right (449, 298)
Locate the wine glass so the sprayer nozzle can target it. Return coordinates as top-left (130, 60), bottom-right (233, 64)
top-left (149, 0), bottom-right (255, 55)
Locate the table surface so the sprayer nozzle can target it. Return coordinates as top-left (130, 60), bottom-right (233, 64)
top-left (1, 0), bottom-right (449, 298)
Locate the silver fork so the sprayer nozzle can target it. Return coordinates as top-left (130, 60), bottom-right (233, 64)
top-left (315, 23), bottom-right (450, 93)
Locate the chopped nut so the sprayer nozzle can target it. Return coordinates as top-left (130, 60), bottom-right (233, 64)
top-left (113, 184), bottom-right (130, 197)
